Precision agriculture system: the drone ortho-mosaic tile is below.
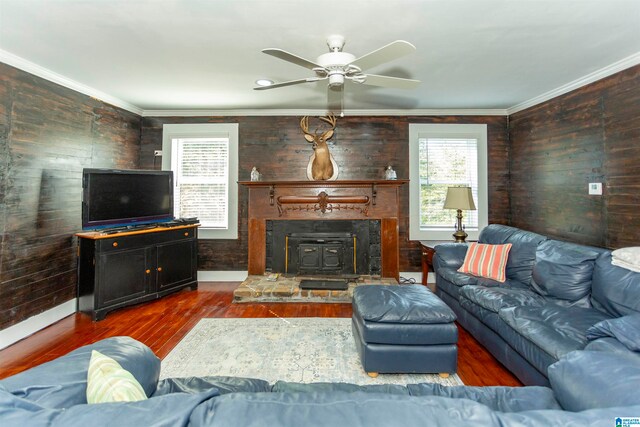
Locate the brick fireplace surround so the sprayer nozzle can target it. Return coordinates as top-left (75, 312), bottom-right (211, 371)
top-left (240, 180), bottom-right (407, 280)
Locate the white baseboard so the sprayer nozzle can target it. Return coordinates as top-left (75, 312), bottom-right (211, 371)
top-left (198, 270), bottom-right (248, 282)
top-left (0, 271), bottom-right (429, 349)
top-left (0, 299), bottom-right (76, 350)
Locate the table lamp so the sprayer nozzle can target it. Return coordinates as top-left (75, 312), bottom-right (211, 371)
top-left (444, 186), bottom-right (476, 243)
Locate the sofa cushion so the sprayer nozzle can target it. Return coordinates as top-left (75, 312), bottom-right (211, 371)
top-left (406, 383), bottom-right (561, 412)
top-left (154, 376), bottom-right (271, 396)
top-left (460, 296), bottom-right (508, 336)
top-left (479, 224), bottom-right (547, 284)
top-left (438, 268), bottom-right (480, 288)
top-left (438, 268), bottom-right (525, 289)
top-left (591, 253), bottom-right (640, 317)
top-left (586, 313), bottom-right (640, 352)
top-left (271, 381), bottom-right (410, 395)
top-left (86, 350), bottom-right (147, 403)
top-left (0, 336), bottom-right (160, 409)
top-left (498, 305), bottom-right (611, 362)
top-left (548, 350), bottom-right (640, 411)
top-left (190, 391), bottom-right (501, 426)
top-left (458, 243), bottom-right (512, 282)
top-left (585, 336), bottom-right (640, 355)
top-left (530, 240), bottom-right (601, 306)
top-left (460, 285), bottom-right (544, 314)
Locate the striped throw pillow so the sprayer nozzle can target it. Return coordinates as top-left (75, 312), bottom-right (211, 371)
top-left (458, 242), bottom-right (512, 283)
top-left (86, 350), bottom-right (147, 404)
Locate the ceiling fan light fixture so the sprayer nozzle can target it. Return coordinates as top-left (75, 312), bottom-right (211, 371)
top-left (328, 72), bottom-right (344, 87)
top-left (255, 79), bottom-right (274, 87)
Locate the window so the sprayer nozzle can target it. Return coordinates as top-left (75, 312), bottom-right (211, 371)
top-left (409, 124), bottom-right (488, 241)
top-left (162, 123), bottom-right (239, 239)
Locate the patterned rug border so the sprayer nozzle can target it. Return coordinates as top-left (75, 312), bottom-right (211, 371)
top-left (160, 317), bottom-right (463, 386)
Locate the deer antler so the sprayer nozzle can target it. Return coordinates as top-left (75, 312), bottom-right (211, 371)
top-left (300, 113), bottom-right (337, 145)
top-left (318, 112), bottom-right (337, 130)
top-left (300, 116), bottom-right (310, 135)
top-left (300, 116), bottom-right (316, 144)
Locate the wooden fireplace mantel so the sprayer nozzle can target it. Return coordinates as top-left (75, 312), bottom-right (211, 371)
top-left (240, 180), bottom-right (407, 280)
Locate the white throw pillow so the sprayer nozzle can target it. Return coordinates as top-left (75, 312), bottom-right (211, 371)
top-left (86, 350), bottom-right (147, 404)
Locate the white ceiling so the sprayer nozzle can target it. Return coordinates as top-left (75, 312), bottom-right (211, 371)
top-left (0, 0), bottom-right (639, 115)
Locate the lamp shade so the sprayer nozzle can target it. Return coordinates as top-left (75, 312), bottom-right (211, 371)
top-left (443, 187), bottom-right (476, 210)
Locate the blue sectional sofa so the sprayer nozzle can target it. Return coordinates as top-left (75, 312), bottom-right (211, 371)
top-left (2, 333), bottom-right (640, 426)
top-left (433, 224), bottom-right (640, 386)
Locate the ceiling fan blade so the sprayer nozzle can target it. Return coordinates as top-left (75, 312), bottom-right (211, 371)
top-left (327, 85), bottom-right (344, 116)
top-left (349, 40), bottom-right (416, 71)
top-left (253, 77), bottom-right (322, 90)
top-left (261, 48), bottom-right (322, 70)
top-left (360, 74), bottom-right (421, 89)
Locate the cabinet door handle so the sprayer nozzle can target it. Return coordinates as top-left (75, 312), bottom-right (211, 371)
top-left (157, 267), bottom-right (163, 272)
top-left (184, 232), bottom-right (189, 236)
top-left (145, 269), bottom-right (151, 274)
top-left (112, 242), bottom-right (118, 247)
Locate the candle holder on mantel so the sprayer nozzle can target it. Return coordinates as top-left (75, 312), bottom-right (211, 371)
top-left (443, 187), bottom-right (476, 243)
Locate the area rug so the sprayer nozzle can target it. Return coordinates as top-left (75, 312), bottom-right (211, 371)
top-left (160, 317), bottom-right (464, 386)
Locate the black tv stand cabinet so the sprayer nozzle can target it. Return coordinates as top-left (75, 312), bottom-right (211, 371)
top-left (76, 225), bottom-right (199, 321)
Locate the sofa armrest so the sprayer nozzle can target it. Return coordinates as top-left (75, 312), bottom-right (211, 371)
top-left (0, 336), bottom-right (160, 409)
top-left (548, 349), bottom-right (640, 412)
top-left (433, 243), bottom-right (469, 272)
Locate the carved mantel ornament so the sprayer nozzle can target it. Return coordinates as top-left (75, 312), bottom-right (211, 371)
top-left (276, 191), bottom-right (371, 216)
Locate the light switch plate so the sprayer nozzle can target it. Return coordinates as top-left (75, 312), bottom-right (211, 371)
top-left (588, 182), bottom-right (603, 195)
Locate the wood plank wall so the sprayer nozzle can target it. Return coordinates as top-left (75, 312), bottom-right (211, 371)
top-left (509, 65), bottom-right (640, 248)
top-left (141, 115), bottom-right (509, 273)
top-left (5, 59), bottom-right (636, 333)
top-left (0, 63), bottom-right (141, 330)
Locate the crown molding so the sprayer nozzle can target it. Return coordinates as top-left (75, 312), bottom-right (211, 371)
top-left (141, 108), bottom-right (508, 117)
top-left (507, 51), bottom-right (640, 115)
top-left (3, 48), bottom-right (639, 119)
top-left (0, 49), bottom-right (144, 116)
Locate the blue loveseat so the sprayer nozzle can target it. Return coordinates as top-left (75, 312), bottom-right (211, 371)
top-left (433, 224), bottom-right (640, 386)
top-left (1, 333), bottom-right (640, 426)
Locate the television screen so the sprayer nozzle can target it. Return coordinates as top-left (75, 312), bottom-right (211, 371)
top-left (82, 169), bottom-right (174, 230)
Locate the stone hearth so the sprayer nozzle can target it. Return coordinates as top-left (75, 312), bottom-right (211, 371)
top-left (233, 275), bottom-right (397, 303)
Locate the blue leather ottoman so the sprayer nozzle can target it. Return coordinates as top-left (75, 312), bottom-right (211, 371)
top-left (352, 284), bottom-right (458, 377)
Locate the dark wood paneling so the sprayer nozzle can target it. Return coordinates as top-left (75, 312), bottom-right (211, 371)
top-left (141, 115), bottom-right (509, 273)
top-left (509, 65), bottom-right (640, 248)
top-left (0, 63), bottom-right (142, 330)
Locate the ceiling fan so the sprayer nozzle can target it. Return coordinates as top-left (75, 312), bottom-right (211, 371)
top-left (254, 35), bottom-right (420, 113)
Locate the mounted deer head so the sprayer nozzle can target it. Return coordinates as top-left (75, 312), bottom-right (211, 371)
top-left (300, 112), bottom-right (338, 181)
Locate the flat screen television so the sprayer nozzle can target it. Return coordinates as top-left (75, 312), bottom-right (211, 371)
top-left (82, 168), bottom-right (174, 230)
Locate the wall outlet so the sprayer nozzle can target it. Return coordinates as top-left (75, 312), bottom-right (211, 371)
top-left (154, 150), bottom-right (163, 157)
top-left (588, 182), bottom-right (603, 195)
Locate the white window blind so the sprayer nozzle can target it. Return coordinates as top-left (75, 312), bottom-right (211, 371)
top-left (419, 137), bottom-right (479, 230)
top-left (162, 123), bottom-right (239, 240)
top-left (174, 138), bottom-right (229, 229)
top-left (409, 123), bottom-right (488, 241)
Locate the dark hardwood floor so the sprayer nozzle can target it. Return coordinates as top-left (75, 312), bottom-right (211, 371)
top-left (0, 282), bottom-right (522, 387)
